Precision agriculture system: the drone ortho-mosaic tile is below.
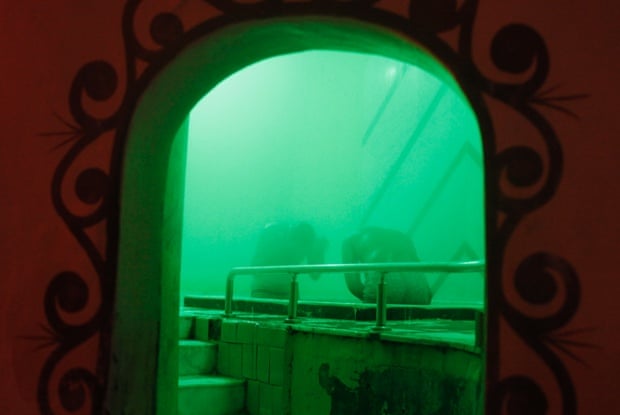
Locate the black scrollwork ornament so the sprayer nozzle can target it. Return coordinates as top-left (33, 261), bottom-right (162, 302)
top-left (41, 0), bottom-right (582, 414)
top-left (501, 253), bottom-right (581, 415)
top-left (489, 376), bottom-right (548, 415)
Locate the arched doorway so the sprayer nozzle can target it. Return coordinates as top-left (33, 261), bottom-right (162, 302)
top-left (109, 17), bottom-right (490, 415)
top-left (182, 50), bottom-right (484, 305)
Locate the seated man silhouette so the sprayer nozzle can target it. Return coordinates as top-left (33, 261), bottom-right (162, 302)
top-left (250, 222), bottom-right (327, 299)
top-left (342, 227), bottom-right (431, 305)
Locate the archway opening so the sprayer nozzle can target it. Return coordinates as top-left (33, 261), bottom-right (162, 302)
top-left (182, 50), bottom-right (484, 306)
top-left (111, 17), bottom-right (487, 415)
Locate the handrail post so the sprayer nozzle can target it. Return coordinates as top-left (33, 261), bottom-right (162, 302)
top-left (221, 261), bottom-right (486, 325)
top-left (224, 273), bottom-right (234, 317)
top-left (285, 273), bottom-right (300, 323)
top-left (372, 272), bottom-right (391, 332)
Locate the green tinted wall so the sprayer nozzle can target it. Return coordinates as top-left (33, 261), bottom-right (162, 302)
top-left (181, 50), bottom-right (484, 305)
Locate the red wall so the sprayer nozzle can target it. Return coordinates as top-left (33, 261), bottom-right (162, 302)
top-left (1, 1), bottom-right (619, 414)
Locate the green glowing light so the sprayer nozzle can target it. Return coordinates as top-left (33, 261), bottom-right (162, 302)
top-left (180, 50), bottom-right (484, 304)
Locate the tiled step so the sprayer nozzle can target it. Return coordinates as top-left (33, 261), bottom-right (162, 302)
top-left (180, 315), bottom-right (194, 339)
top-left (178, 375), bottom-right (246, 415)
top-left (179, 339), bottom-right (217, 376)
top-left (180, 310), bottom-right (221, 341)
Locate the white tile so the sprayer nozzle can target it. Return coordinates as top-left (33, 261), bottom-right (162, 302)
top-left (237, 321), bottom-right (258, 344)
top-left (257, 346), bottom-right (270, 383)
top-left (258, 382), bottom-right (273, 415)
top-left (269, 348), bottom-right (285, 386)
top-left (243, 343), bottom-right (257, 380)
top-left (221, 320), bottom-right (238, 343)
top-left (246, 380), bottom-right (260, 415)
top-left (228, 343), bottom-right (243, 377)
top-left (217, 342), bottom-right (231, 375)
top-left (194, 317), bottom-right (211, 341)
top-left (256, 326), bottom-right (287, 347)
top-left (179, 316), bottom-right (193, 340)
top-left (271, 385), bottom-right (284, 415)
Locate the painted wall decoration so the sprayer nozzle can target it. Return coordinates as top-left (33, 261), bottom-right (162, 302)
top-left (2, 0), bottom-right (619, 414)
top-left (317, 362), bottom-right (477, 415)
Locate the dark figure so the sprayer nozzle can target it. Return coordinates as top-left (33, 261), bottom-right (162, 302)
top-left (250, 222), bottom-right (326, 299)
top-left (342, 227), bottom-right (431, 305)
top-left (318, 363), bottom-right (361, 415)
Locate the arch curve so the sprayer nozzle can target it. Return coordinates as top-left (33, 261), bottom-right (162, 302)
top-left (110, 17), bottom-right (489, 415)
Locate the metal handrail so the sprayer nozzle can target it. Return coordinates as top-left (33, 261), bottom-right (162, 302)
top-left (223, 261), bottom-right (485, 332)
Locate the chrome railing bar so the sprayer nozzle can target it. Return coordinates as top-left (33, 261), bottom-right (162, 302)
top-left (372, 272), bottom-right (389, 331)
top-left (223, 261), bottom-right (485, 328)
top-left (285, 273), bottom-right (300, 323)
top-left (226, 261), bottom-right (485, 277)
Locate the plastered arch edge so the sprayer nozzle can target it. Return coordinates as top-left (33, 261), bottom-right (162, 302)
top-left (112, 17), bottom-right (486, 415)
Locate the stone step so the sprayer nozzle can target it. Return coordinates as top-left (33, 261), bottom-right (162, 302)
top-left (178, 375), bottom-right (246, 415)
top-left (179, 310), bottom-right (221, 341)
top-left (179, 339), bottom-right (218, 376)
